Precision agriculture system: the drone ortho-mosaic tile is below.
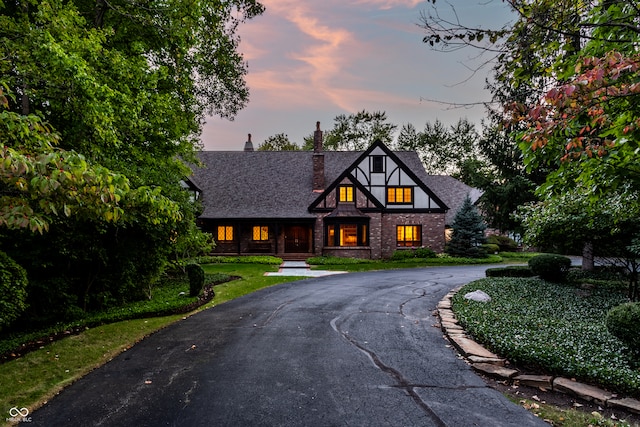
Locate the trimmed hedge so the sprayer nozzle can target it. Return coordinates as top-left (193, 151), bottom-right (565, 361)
top-left (390, 247), bottom-right (437, 260)
top-left (485, 266), bottom-right (535, 278)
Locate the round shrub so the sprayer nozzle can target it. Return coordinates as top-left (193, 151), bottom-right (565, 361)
top-left (606, 302), bottom-right (640, 351)
top-left (186, 264), bottom-right (205, 297)
top-left (527, 254), bottom-right (572, 282)
top-left (414, 247), bottom-right (436, 258)
top-left (0, 251), bottom-right (29, 331)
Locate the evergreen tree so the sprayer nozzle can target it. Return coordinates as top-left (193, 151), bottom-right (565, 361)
top-left (446, 196), bottom-right (487, 258)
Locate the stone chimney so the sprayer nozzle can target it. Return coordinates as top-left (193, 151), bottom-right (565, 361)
top-left (313, 122), bottom-right (324, 192)
top-left (243, 133), bottom-right (254, 152)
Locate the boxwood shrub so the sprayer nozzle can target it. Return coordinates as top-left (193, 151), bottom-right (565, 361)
top-left (186, 264), bottom-right (205, 297)
top-left (528, 254), bottom-right (572, 282)
top-left (606, 302), bottom-right (640, 352)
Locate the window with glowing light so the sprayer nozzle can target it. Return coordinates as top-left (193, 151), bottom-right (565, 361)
top-left (387, 187), bottom-right (413, 204)
top-left (325, 221), bottom-right (369, 247)
top-left (338, 185), bottom-right (354, 203)
top-left (217, 225), bottom-right (234, 242)
top-left (396, 225), bottom-right (421, 247)
top-left (252, 226), bottom-right (269, 241)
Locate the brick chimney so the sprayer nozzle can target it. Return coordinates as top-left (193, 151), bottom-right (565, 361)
top-left (243, 133), bottom-right (254, 152)
top-left (312, 122), bottom-right (324, 192)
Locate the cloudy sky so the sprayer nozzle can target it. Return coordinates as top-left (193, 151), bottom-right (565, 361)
top-left (201, 0), bottom-right (515, 150)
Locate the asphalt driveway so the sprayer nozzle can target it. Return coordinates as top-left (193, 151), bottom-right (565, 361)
top-left (28, 265), bottom-right (548, 426)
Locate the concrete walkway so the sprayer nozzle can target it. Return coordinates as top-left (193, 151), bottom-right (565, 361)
top-left (264, 260), bottom-right (347, 277)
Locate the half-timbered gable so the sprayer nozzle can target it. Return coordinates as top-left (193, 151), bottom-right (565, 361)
top-left (191, 124), bottom-right (479, 260)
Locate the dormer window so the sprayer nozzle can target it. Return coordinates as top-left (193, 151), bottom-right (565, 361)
top-left (338, 185), bottom-right (354, 203)
top-left (387, 186), bottom-right (413, 204)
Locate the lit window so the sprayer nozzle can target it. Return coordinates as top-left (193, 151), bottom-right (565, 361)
top-left (325, 222), bottom-right (369, 247)
top-left (217, 225), bottom-right (234, 242)
top-left (340, 224), bottom-right (358, 246)
top-left (338, 185), bottom-right (354, 202)
top-left (252, 226), bottom-right (269, 241)
top-left (387, 187), bottom-right (413, 204)
top-left (397, 225), bottom-right (421, 247)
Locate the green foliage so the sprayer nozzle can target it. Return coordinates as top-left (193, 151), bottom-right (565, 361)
top-left (390, 247), bottom-right (437, 260)
top-left (485, 266), bottom-right (534, 278)
top-left (446, 196), bottom-right (487, 258)
top-left (396, 118), bottom-right (483, 180)
top-left (0, 0), bottom-right (262, 328)
top-left (0, 251), bottom-right (28, 331)
top-left (606, 302), bottom-right (640, 353)
top-left (186, 264), bottom-right (205, 297)
top-left (528, 254), bottom-right (572, 282)
top-left (453, 277), bottom-right (639, 396)
top-left (314, 110), bottom-right (397, 151)
top-left (258, 133), bottom-right (300, 151)
top-left (306, 256), bottom-right (374, 265)
top-left (0, 272), bottom-right (229, 358)
top-left (481, 243), bottom-right (500, 254)
top-left (486, 235), bottom-right (518, 252)
top-left (567, 266), bottom-right (628, 284)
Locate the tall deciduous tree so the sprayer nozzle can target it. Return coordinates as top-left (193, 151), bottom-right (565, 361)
top-left (396, 118), bottom-right (483, 179)
top-left (258, 133), bottom-right (300, 151)
top-left (0, 0), bottom-right (263, 324)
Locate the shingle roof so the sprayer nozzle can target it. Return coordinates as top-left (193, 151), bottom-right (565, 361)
top-left (190, 149), bottom-right (479, 225)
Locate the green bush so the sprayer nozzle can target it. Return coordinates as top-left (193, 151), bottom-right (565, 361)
top-left (528, 254), bottom-right (572, 282)
top-left (390, 247), bottom-right (436, 260)
top-left (482, 243), bottom-right (500, 254)
top-left (186, 264), bottom-right (205, 297)
top-left (0, 251), bottom-right (29, 331)
top-left (201, 256), bottom-right (283, 265)
top-left (414, 247), bottom-right (436, 258)
top-left (485, 266), bottom-right (535, 278)
top-left (567, 266), bottom-right (628, 282)
top-left (307, 256), bottom-right (373, 265)
top-left (487, 235), bottom-right (519, 251)
top-left (606, 302), bottom-right (640, 351)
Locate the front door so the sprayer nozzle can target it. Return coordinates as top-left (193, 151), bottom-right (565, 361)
top-left (284, 226), bottom-right (311, 253)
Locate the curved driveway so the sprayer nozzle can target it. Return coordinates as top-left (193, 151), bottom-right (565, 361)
top-left (30, 266), bottom-right (547, 426)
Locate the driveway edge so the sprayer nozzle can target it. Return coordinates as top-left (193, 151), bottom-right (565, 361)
top-left (437, 287), bottom-right (640, 415)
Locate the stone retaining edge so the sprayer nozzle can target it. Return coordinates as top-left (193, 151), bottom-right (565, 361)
top-left (437, 287), bottom-right (640, 415)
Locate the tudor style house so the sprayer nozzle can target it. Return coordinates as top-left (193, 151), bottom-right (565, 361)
top-left (189, 122), bottom-right (479, 260)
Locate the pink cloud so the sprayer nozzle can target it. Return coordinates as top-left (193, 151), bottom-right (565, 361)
top-left (352, 0), bottom-right (424, 10)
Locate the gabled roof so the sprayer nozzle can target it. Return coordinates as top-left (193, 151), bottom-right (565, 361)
top-left (309, 140), bottom-right (448, 213)
top-left (190, 146), bottom-right (479, 224)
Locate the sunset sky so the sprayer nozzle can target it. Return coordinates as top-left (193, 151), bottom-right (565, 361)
top-left (201, 0), bottom-right (515, 150)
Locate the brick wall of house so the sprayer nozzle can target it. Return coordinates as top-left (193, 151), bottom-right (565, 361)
top-left (313, 211), bottom-right (445, 259)
top-left (380, 213), bottom-right (446, 258)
